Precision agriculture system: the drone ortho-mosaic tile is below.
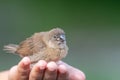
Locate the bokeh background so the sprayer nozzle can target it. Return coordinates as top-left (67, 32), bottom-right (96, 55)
top-left (0, 0), bottom-right (120, 80)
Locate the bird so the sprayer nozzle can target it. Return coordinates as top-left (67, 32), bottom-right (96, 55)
top-left (4, 28), bottom-right (68, 64)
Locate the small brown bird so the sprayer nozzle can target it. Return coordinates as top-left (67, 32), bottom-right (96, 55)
top-left (4, 28), bottom-right (68, 64)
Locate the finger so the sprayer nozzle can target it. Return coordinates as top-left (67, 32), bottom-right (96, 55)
top-left (8, 57), bottom-right (31, 80)
top-left (43, 62), bottom-right (57, 80)
top-left (57, 65), bottom-right (69, 80)
top-left (0, 71), bottom-right (9, 80)
top-left (57, 61), bottom-right (86, 80)
top-left (8, 66), bottom-right (18, 80)
top-left (68, 68), bottom-right (86, 80)
top-left (29, 60), bottom-right (47, 80)
top-left (17, 57), bottom-right (31, 80)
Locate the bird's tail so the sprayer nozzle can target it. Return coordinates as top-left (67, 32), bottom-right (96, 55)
top-left (3, 44), bottom-right (19, 54)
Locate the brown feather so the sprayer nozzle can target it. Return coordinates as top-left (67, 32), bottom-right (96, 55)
top-left (16, 32), bottom-right (46, 57)
top-left (4, 28), bottom-right (68, 64)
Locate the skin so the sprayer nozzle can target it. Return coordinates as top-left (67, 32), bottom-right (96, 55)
top-left (0, 57), bottom-right (86, 80)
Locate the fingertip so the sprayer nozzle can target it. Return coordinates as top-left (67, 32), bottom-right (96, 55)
top-left (80, 71), bottom-right (86, 80)
top-left (18, 57), bottom-right (30, 70)
top-left (38, 60), bottom-right (47, 70)
top-left (58, 65), bottom-right (67, 74)
top-left (43, 62), bottom-right (58, 80)
top-left (47, 62), bottom-right (57, 71)
top-left (69, 70), bottom-right (86, 80)
top-left (75, 69), bottom-right (86, 80)
top-left (29, 60), bottom-right (47, 80)
top-left (70, 74), bottom-right (86, 80)
top-left (57, 65), bottom-right (69, 80)
top-left (22, 57), bottom-right (31, 66)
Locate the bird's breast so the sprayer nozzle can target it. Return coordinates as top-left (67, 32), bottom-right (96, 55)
top-left (28, 47), bottom-right (67, 63)
top-left (50, 48), bottom-right (67, 60)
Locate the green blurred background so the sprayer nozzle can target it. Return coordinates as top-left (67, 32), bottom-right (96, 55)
top-left (0, 0), bottom-right (120, 80)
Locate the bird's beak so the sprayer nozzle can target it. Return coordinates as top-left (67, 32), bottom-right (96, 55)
top-left (60, 34), bottom-right (66, 42)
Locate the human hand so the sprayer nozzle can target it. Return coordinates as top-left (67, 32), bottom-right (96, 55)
top-left (8, 57), bottom-right (86, 80)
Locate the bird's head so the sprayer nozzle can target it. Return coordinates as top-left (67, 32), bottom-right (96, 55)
top-left (47, 28), bottom-right (67, 49)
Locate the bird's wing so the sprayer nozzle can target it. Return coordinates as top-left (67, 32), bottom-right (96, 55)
top-left (16, 33), bottom-right (46, 57)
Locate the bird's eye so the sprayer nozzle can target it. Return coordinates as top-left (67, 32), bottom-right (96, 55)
top-left (54, 35), bottom-right (57, 38)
